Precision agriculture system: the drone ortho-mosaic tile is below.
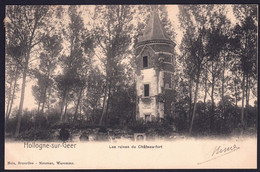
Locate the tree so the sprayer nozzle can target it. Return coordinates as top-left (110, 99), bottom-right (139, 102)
top-left (83, 67), bottom-right (105, 123)
top-left (32, 71), bottom-right (46, 113)
top-left (205, 6), bottom-right (231, 132)
top-left (173, 69), bottom-right (191, 130)
top-left (32, 34), bottom-right (62, 117)
top-left (179, 5), bottom-right (213, 134)
top-left (6, 5), bottom-right (51, 137)
top-left (55, 70), bottom-right (74, 122)
top-left (232, 4), bottom-right (257, 128)
top-left (92, 5), bottom-right (135, 125)
top-left (40, 35), bottom-right (62, 114)
top-left (56, 6), bottom-right (94, 122)
top-left (5, 53), bottom-right (21, 121)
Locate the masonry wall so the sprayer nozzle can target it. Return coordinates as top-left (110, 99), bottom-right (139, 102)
top-left (136, 68), bottom-right (161, 120)
top-left (135, 43), bottom-right (175, 121)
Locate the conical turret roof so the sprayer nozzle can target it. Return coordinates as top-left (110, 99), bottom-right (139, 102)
top-left (137, 9), bottom-right (173, 44)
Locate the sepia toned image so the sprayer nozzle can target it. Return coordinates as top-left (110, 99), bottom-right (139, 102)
top-left (5, 4), bottom-right (257, 169)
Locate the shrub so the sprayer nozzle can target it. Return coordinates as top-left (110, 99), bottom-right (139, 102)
top-left (5, 117), bottom-right (18, 134)
top-left (127, 120), bottom-right (146, 133)
top-left (17, 128), bottom-right (52, 141)
top-left (59, 127), bottom-right (70, 141)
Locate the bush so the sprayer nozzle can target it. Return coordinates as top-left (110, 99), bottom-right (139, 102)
top-left (147, 121), bottom-right (174, 136)
top-left (59, 127), bottom-right (70, 141)
top-left (5, 117), bottom-right (18, 134)
top-left (47, 112), bottom-right (60, 125)
top-left (17, 128), bottom-right (52, 141)
top-left (127, 120), bottom-right (146, 133)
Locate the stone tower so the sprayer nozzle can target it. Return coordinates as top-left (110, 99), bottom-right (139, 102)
top-left (135, 8), bottom-right (176, 122)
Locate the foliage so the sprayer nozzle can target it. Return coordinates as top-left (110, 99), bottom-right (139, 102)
top-left (92, 5), bottom-right (135, 125)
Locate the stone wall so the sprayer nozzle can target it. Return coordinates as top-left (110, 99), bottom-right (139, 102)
top-left (135, 42), bottom-right (175, 121)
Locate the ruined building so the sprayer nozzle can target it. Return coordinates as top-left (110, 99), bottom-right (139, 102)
top-left (135, 9), bottom-right (176, 122)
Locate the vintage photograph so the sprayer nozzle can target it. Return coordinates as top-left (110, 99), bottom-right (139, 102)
top-left (5, 4), bottom-right (257, 169)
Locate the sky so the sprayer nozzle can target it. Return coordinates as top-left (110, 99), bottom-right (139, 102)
top-left (9, 5), bottom-right (256, 112)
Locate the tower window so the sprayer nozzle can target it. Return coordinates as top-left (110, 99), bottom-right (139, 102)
top-left (143, 56), bottom-right (148, 68)
top-left (145, 114), bottom-right (151, 122)
top-left (144, 84), bottom-right (149, 97)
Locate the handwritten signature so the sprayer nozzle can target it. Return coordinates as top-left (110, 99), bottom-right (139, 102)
top-left (198, 144), bottom-right (240, 165)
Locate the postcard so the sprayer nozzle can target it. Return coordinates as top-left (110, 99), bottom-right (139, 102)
top-left (4, 4), bottom-right (258, 169)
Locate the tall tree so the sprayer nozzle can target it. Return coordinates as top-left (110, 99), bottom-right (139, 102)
top-left (5, 39), bottom-right (23, 121)
top-left (179, 5), bottom-right (213, 134)
top-left (206, 6), bottom-right (230, 132)
top-left (32, 34), bottom-right (62, 117)
top-left (6, 5), bottom-right (51, 136)
top-left (83, 67), bottom-right (105, 123)
top-left (92, 5), bottom-right (134, 125)
top-left (56, 6), bottom-right (94, 122)
top-left (232, 4), bottom-right (257, 128)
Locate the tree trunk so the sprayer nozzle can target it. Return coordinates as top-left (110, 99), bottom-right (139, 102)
top-left (221, 59), bottom-right (225, 115)
top-left (105, 80), bottom-right (112, 125)
top-left (64, 97), bottom-right (68, 122)
top-left (210, 79), bottom-right (215, 132)
top-left (41, 86), bottom-right (47, 115)
top-left (188, 78), bottom-right (193, 126)
top-left (7, 66), bottom-right (19, 120)
top-left (74, 88), bottom-right (84, 121)
top-left (210, 62), bottom-right (215, 132)
top-left (99, 76), bottom-right (109, 125)
top-left (60, 90), bottom-right (67, 121)
top-left (234, 79), bottom-right (238, 108)
top-left (15, 62), bottom-right (28, 137)
top-left (203, 66), bottom-right (208, 114)
top-left (246, 76), bottom-right (250, 107)
top-left (91, 103), bottom-right (98, 124)
top-left (41, 70), bottom-right (50, 117)
top-left (245, 74), bottom-right (250, 126)
top-left (242, 33), bottom-right (249, 129)
top-left (6, 64), bottom-right (19, 119)
top-left (37, 102), bottom-right (41, 114)
top-left (189, 72), bottom-right (200, 135)
top-left (234, 79), bottom-right (238, 126)
top-left (79, 104), bottom-right (82, 120)
top-left (5, 81), bottom-right (13, 119)
top-left (241, 72), bottom-right (245, 130)
top-left (5, 77), bottom-right (14, 131)
top-left (47, 87), bottom-right (51, 114)
top-left (203, 82), bottom-right (207, 105)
